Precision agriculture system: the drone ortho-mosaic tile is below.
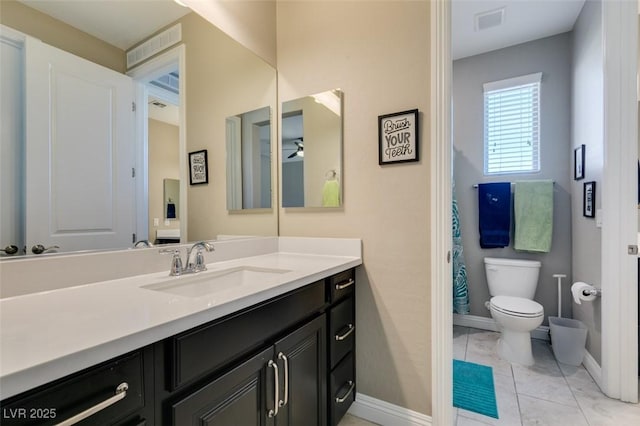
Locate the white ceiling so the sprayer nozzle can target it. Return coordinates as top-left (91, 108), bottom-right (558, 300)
top-left (18, 0), bottom-right (191, 50)
top-left (452, 0), bottom-right (586, 60)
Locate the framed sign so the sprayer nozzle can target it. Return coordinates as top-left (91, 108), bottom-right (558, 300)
top-left (378, 109), bottom-right (419, 165)
top-left (583, 181), bottom-right (595, 218)
top-left (574, 144), bottom-right (585, 180)
top-left (189, 150), bottom-right (209, 185)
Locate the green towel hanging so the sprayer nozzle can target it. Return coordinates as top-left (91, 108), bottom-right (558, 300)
top-left (514, 180), bottom-right (554, 252)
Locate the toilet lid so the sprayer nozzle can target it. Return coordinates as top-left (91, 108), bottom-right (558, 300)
top-left (491, 296), bottom-right (544, 318)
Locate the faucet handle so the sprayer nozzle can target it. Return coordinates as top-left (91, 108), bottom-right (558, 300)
top-left (194, 248), bottom-right (207, 272)
top-left (159, 248), bottom-right (183, 276)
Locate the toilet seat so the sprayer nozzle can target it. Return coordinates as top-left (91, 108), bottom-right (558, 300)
top-left (490, 296), bottom-right (543, 318)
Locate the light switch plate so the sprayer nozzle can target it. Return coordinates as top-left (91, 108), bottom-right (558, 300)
top-left (153, 218), bottom-right (159, 226)
top-left (596, 209), bottom-right (602, 227)
top-left (164, 219), bottom-right (170, 226)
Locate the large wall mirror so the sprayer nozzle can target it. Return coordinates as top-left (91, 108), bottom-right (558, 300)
top-left (281, 89), bottom-right (343, 208)
top-left (0, 0), bottom-right (277, 257)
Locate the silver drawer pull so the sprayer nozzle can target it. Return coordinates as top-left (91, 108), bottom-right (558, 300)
top-left (335, 278), bottom-right (355, 291)
top-left (335, 380), bottom-right (355, 403)
top-left (278, 352), bottom-right (289, 408)
top-left (267, 360), bottom-right (279, 418)
top-left (54, 382), bottom-right (128, 426)
top-left (335, 324), bottom-right (355, 341)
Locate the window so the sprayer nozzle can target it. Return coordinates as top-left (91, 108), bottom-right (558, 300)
top-left (483, 72), bottom-right (541, 175)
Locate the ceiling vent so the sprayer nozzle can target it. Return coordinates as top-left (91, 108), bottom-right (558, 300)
top-left (475, 8), bottom-right (505, 31)
top-left (127, 24), bottom-right (181, 69)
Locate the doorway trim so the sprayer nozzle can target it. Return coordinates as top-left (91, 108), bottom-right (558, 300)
top-left (431, 0), bottom-right (639, 420)
top-left (128, 44), bottom-right (187, 244)
top-left (600, 0), bottom-right (638, 403)
top-left (430, 0), bottom-right (453, 424)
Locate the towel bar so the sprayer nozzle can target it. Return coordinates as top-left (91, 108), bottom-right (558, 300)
top-left (472, 181), bottom-right (555, 189)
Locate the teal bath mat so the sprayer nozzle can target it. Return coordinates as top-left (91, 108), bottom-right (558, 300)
top-left (453, 359), bottom-right (499, 418)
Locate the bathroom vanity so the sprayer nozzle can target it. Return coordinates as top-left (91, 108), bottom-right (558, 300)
top-left (0, 238), bottom-right (360, 426)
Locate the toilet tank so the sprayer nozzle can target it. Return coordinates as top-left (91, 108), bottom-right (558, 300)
top-left (484, 257), bottom-right (541, 300)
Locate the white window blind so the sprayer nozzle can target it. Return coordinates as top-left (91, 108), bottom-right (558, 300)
top-left (483, 72), bottom-right (541, 175)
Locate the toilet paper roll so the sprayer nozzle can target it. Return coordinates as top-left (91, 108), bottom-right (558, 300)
top-left (571, 282), bottom-right (597, 305)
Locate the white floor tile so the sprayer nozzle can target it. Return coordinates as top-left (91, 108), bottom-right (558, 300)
top-left (518, 394), bottom-right (589, 426)
top-left (454, 326), bottom-right (639, 426)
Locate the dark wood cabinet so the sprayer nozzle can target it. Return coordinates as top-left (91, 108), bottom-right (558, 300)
top-left (273, 315), bottom-right (327, 426)
top-left (0, 348), bottom-right (154, 426)
top-left (1, 268), bottom-right (356, 426)
top-left (171, 346), bottom-right (274, 426)
top-left (326, 269), bottom-right (356, 426)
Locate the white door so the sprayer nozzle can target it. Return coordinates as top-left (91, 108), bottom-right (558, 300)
top-left (24, 37), bottom-right (135, 254)
top-left (0, 29), bottom-right (25, 255)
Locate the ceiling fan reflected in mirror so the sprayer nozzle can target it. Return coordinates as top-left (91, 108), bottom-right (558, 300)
top-left (286, 138), bottom-right (304, 158)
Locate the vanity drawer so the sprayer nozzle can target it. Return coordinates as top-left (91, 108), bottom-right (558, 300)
top-left (170, 280), bottom-right (325, 390)
top-left (0, 351), bottom-right (145, 426)
top-left (329, 352), bottom-right (355, 426)
top-left (328, 268), bottom-right (355, 303)
top-left (329, 297), bottom-right (355, 368)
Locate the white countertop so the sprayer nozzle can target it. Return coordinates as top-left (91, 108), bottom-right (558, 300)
top-left (0, 247), bottom-right (361, 399)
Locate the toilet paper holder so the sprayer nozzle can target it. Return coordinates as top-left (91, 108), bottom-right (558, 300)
top-left (581, 287), bottom-right (602, 297)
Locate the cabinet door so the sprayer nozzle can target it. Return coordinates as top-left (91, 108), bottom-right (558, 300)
top-left (171, 346), bottom-right (275, 426)
top-left (274, 314), bottom-right (327, 426)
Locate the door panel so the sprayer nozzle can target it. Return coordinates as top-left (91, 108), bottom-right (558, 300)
top-left (24, 37), bottom-right (134, 253)
top-left (274, 314), bottom-right (327, 426)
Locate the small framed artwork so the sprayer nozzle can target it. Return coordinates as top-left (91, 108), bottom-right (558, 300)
top-left (189, 149), bottom-right (209, 185)
top-left (378, 109), bottom-right (419, 165)
top-left (583, 181), bottom-right (596, 218)
top-left (574, 144), bottom-right (585, 180)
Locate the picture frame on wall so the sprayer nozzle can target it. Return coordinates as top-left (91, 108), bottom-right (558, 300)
top-left (574, 144), bottom-right (585, 180)
top-left (189, 149), bottom-right (208, 185)
top-left (378, 109), bottom-right (419, 165)
top-left (583, 181), bottom-right (596, 218)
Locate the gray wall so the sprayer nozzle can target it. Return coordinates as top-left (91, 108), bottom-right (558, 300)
top-left (571, 0), bottom-right (603, 364)
top-left (453, 33), bottom-right (573, 324)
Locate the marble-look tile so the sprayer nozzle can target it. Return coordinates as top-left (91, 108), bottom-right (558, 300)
top-left (512, 361), bottom-right (577, 407)
top-left (337, 414), bottom-right (379, 426)
top-left (519, 394), bottom-right (589, 426)
top-left (572, 383), bottom-right (640, 426)
top-left (465, 330), bottom-right (514, 377)
top-left (453, 326), bottom-right (469, 359)
top-left (457, 371), bottom-right (522, 426)
top-left (457, 415), bottom-right (494, 425)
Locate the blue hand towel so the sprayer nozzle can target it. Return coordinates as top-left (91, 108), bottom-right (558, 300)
top-left (478, 182), bottom-right (511, 248)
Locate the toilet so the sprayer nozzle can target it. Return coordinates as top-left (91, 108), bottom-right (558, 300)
top-left (484, 257), bottom-right (544, 366)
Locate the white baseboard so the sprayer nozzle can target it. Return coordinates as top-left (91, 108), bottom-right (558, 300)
top-left (453, 313), bottom-right (550, 341)
top-left (582, 350), bottom-right (603, 390)
top-left (348, 393), bottom-right (432, 426)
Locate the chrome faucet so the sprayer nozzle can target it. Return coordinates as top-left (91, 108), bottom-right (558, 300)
top-left (160, 241), bottom-right (214, 276)
top-left (186, 241), bottom-right (215, 273)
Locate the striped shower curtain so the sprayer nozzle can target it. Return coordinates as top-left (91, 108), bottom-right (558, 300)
top-left (453, 180), bottom-right (470, 314)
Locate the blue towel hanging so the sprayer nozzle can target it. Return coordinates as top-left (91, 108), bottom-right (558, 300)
top-left (478, 182), bottom-right (511, 248)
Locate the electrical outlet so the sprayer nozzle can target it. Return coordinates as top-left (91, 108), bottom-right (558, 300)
top-left (153, 218), bottom-right (159, 226)
top-left (164, 220), bottom-right (171, 226)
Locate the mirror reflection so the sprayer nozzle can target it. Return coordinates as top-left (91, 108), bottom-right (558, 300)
top-left (281, 89), bottom-right (343, 208)
top-left (0, 0), bottom-right (278, 257)
top-left (163, 179), bottom-right (180, 220)
top-left (226, 106), bottom-right (272, 210)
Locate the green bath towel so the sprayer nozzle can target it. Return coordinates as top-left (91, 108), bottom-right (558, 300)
top-left (514, 180), bottom-right (554, 252)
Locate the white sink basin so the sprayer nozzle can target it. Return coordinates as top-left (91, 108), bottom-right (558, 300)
top-left (142, 266), bottom-right (291, 298)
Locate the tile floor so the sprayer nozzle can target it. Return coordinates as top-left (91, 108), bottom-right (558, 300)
top-left (338, 414), bottom-right (378, 425)
top-left (454, 325), bottom-right (640, 426)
